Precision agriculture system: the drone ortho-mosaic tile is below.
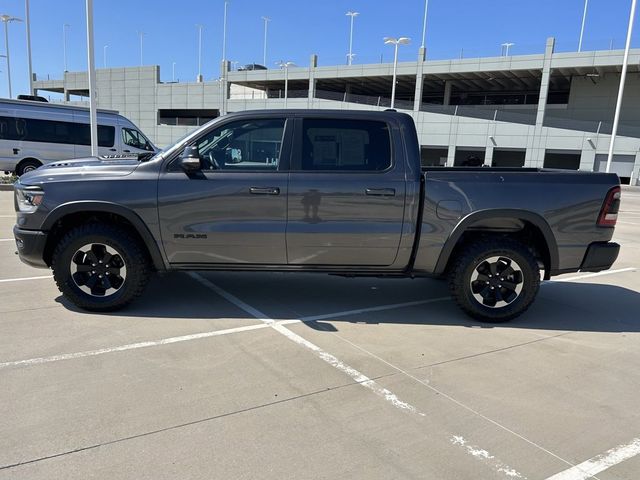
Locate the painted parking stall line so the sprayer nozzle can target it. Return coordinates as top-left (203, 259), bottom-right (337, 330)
top-left (549, 267), bottom-right (636, 283)
top-left (0, 323), bottom-right (271, 369)
top-left (545, 437), bottom-right (640, 480)
top-left (0, 275), bottom-right (53, 284)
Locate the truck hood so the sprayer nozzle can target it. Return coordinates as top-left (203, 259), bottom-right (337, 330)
top-left (19, 157), bottom-right (141, 185)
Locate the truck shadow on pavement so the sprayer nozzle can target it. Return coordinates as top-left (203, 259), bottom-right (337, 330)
top-left (55, 272), bottom-right (640, 333)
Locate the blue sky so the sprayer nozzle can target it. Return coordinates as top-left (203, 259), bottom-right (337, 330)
top-left (1, 0), bottom-right (639, 97)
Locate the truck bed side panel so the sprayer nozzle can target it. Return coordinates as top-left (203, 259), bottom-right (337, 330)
top-left (412, 170), bottom-right (619, 275)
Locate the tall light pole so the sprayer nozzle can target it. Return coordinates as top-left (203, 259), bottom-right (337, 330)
top-left (501, 42), bottom-right (515, 56)
top-left (578, 0), bottom-right (589, 52)
top-left (172, 61), bottom-right (176, 82)
top-left (346, 11), bottom-right (359, 66)
top-left (137, 31), bottom-right (144, 66)
top-left (262, 16), bottom-right (270, 66)
top-left (383, 37), bottom-right (410, 109)
top-left (63, 23), bottom-right (70, 71)
top-left (606, 0), bottom-right (637, 172)
top-left (25, 0), bottom-right (34, 94)
top-left (85, 0), bottom-right (98, 156)
top-left (196, 24), bottom-right (203, 82)
top-left (0, 14), bottom-right (22, 99)
top-left (222, 0), bottom-right (229, 62)
top-left (103, 44), bottom-right (108, 68)
top-left (420, 0), bottom-right (429, 49)
top-left (276, 60), bottom-right (294, 107)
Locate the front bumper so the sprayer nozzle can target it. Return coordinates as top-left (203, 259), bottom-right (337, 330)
top-left (13, 226), bottom-right (49, 268)
top-left (580, 241), bottom-right (620, 273)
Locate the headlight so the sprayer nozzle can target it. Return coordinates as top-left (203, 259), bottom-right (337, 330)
top-left (15, 187), bottom-right (44, 213)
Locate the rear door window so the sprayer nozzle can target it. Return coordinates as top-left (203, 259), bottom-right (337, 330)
top-left (299, 118), bottom-right (391, 171)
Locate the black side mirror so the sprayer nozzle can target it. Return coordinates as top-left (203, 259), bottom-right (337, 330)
top-left (180, 146), bottom-right (201, 172)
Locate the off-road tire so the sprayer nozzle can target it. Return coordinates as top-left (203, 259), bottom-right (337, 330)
top-left (448, 237), bottom-right (540, 322)
top-left (52, 223), bottom-right (150, 311)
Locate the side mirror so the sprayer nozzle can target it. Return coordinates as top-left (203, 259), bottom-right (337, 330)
top-left (180, 146), bottom-right (201, 172)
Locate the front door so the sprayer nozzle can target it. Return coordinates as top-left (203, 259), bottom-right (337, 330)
top-left (158, 117), bottom-right (291, 265)
top-left (286, 117), bottom-right (406, 266)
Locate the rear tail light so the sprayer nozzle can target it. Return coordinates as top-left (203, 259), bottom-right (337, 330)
top-left (597, 186), bottom-right (621, 227)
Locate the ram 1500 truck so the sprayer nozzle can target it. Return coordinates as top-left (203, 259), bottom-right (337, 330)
top-left (12, 110), bottom-right (621, 321)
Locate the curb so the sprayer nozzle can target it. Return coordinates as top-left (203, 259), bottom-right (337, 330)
top-left (0, 184), bottom-right (14, 191)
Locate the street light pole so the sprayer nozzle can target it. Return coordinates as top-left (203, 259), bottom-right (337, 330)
top-left (25, 0), bottom-right (34, 94)
top-left (384, 37), bottom-right (410, 109)
top-left (606, 0), bottom-right (637, 172)
top-left (0, 15), bottom-right (22, 98)
top-left (276, 60), bottom-right (294, 107)
top-left (63, 23), bottom-right (70, 71)
top-left (85, 0), bottom-right (98, 156)
top-left (172, 61), bottom-right (176, 82)
top-left (501, 42), bottom-right (515, 56)
top-left (196, 24), bottom-right (203, 81)
top-left (346, 11), bottom-right (359, 66)
top-left (262, 16), bottom-right (270, 66)
top-left (137, 31), bottom-right (144, 66)
top-left (578, 0), bottom-right (589, 52)
top-left (103, 44), bottom-right (108, 68)
top-left (222, 0), bottom-right (229, 62)
top-left (420, 0), bottom-right (429, 49)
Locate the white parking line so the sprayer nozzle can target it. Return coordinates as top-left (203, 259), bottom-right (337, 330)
top-left (0, 275), bottom-right (53, 284)
top-left (0, 238), bottom-right (15, 242)
top-left (618, 221), bottom-right (640, 226)
top-left (550, 267), bottom-right (636, 283)
top-left (299, 297), bottom-right (450, 322)
top-left (451, 436), bottom-right (525, 479)
top-left (0, 323), bottom-right (270, 369)
top-left (545, 437), bottom-right (640, 480)
top-left (0, 215), bottom-right (15, 218)
top-left (188, 272), bottom-right (424, 416)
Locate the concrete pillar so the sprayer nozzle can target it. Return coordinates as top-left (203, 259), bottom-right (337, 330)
top-left (484, 145), bottom-right (494, 167)
top-left (443, 81), bottom-right (452, 106)
top-left (633, 151), bottom-right (640, 185)
top-left (413, 47), bottom-right (426, 112)
top-left (447, 144), bottom-right (456, 167)
top-left (525, 37), bottom-right (555, 167)
top-left (220, 60), bottom-right (229, 115)
top-left (308, 54), bottom-right (317, 107)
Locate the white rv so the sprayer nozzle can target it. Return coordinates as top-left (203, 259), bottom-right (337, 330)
top-left (0, 99), bottom-right (157, 175)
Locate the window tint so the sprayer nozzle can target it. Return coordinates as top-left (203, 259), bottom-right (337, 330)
top-left (0, 116), bottom-right (115, 147)
top-left (194, 118), bottom-right (285, 171)
top-left (300, 119), bottom-right (391, 171)
top-left (122, 127), bottom-right (154, 151)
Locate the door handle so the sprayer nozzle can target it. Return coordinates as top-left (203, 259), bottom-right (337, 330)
top-left (250, 187), bottom-right (280, 195)
top-left (365, 188), bottom-right (395, 197)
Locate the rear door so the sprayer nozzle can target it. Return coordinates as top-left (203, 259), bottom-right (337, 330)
top-left (158, 116), bottom-right (291, 265)
top-left (286, 116), bottom-right (406, 266)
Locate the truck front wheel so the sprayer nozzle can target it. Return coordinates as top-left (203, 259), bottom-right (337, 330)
top-left (52, 224), bottom-right (150, 311)
top-left (448, 237), bottom-right (540, 322)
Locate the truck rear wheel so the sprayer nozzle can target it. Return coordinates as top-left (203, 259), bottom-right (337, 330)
top-left (16, 158), bottom-right (42, 176)
top-left (448, 237), bottom-right (540, 322)
top-left (52, 223), bottom-right (150, 311)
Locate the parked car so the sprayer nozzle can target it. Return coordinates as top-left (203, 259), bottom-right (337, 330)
top-left (237, 63), bottom-right (268, 71)
top-left (0, 98), bottom-right (157, 176)
top-left (12, 110), bottom-right (621, 321)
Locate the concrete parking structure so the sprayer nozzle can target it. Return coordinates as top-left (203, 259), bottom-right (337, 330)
top-left (1, 188), bottom-right (640, 479)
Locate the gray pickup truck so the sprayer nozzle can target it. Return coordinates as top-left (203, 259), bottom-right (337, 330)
top-left (12, 110), bottom-right (621, 321)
